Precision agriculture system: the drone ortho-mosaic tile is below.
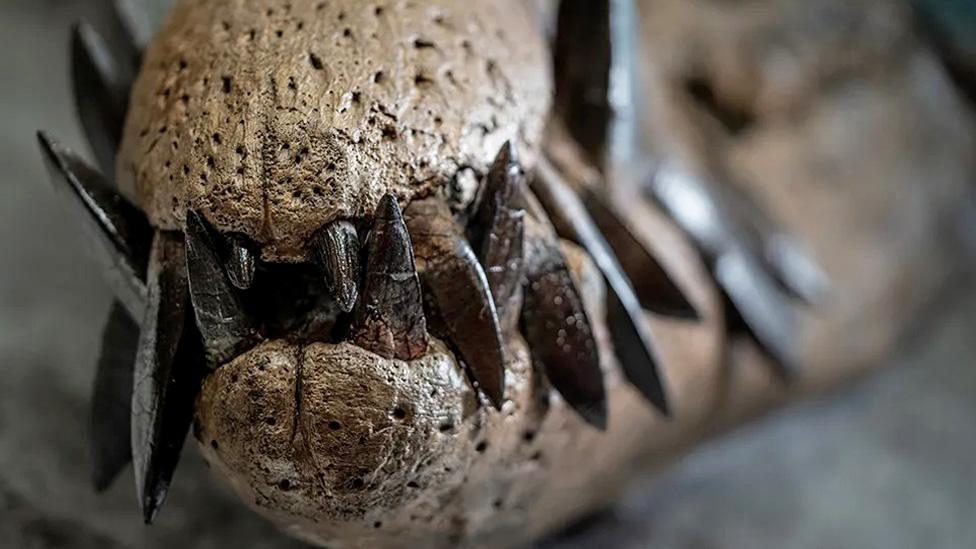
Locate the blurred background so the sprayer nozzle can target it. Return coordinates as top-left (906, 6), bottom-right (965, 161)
top-left (1, 0), bottom-right (974, 547)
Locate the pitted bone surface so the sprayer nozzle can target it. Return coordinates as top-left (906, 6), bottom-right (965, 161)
top-left (117, 0), bottom-right (552, 261)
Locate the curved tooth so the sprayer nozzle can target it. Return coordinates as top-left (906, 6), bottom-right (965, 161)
top-left (532, 159), bottom-right (670, 416)
top-left (310, 220), bottom-right (361, 313)
top-left (716, 248), bottom-right (800, 380)
top-left (184, 211), bottom-right (259, 367)
top-left (471, 142), bottom-right (526, 335)
top-left (405, 198), bottom-right (506, 410)
top-left (71, 21), bottom-right (131, 178)
top-left (581, 188), bottom-right (698, 319)
top-left (225, 234), bottom-right (257, 290)
top-left (521, 208), bottom-right (607, 428)
top-left (91, 300), bottom-right (139, 492)
top-left (352, 195), bottom-right (428, 360)
top-left (37, 133), bottom-right (150, 320)
top-left (132, 231), bottom-right (204, 524)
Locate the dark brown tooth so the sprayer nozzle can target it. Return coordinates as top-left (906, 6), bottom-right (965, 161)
top-left (95, 0), bottom-right (145, 68)
top-left (184, 211), bottom-right (259, 367)
top-left (37, 132), bottom-right (151, 320)
top-left (521, 211), bottom-right (607, 429)
top-left (405, 198), bottom-right (506, 410)
top-left (471, 142), bottom-right (526, 335)
top-left (131, 231), bottom-right (205, 524)
top-left (581, 188), bottom-right (699, 320)
top-left (352, 195), bottom-right (428, 360)
top-left (71, 21), bottom-right (131, 178)
top-left (91, 300), bottom-right (139, 492)
top-left (532, 160), bottom-right (670, 416)
top-left (553, 0), bottom-right (612, 167)
top-left (225, 234), bottom-right (257, 290)
top-left (310, 220), bottom-right (361, 313)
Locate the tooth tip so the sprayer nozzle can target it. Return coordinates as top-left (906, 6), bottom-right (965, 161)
top-left (376, 194), bottom-right (402, 219)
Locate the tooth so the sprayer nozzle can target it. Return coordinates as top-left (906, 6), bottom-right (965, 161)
top-left (581, 188), bottom-right (698, 319)
top-left (310, 221), bottom-right (361, 313)
top-left (552, 0), bottom-right (613, 166)
top-left (716, 249), bottom-right (800, 380)
top-left (131, 231), bottom-right (205, 524)
top-left (521, 212), bottom-right (608, 429)
top-left (71, 21), bottom-right (131, 178)
top-left (352, 195), bottom-right (428, 360)
top-left (184, 211), bottom-right (259, 367)
top-left (531, 162), bottom-right (670, 416)
top-left (96, 0), bottom-right (145, 66)
top-left (405, 198), bottom-right (506, 410)
top-left (471, 142), bottom-right (526, 335)
top-left (225, 234), bottom-right (257, 290)
top-left (37, 132), bottom-right (151, 321)
top-left (91, 300), bottom-right (139, 492)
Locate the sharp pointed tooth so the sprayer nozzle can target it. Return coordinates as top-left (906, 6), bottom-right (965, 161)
top-left (471, 142), bottom-right (526, 335)
top-left (521, 215), bottom-right (607, 429)
top-left (310, 221), bottom-right (361, 313)
top-left (132, 231), bottom-right (204, 524)
top-left (582, 188), bottom-right (699, 320)
top-left (184, 212), bottom-right (259, 367)
top-left (352, 195), bottom-right (428, 360)
top-left (71, 21), bottom-right (131, 177)
top-left (91, 300), bottom-right (139, 492)
top-left (532, 160), bottom-right (671, 415)
top-left (225, 234), bottom-right (257, 290)
top-left (405, 198), bottom-right (506, 409)
top-left (37, 132), bottom-right (151, 320)
top-left (716, 249), bottom-right (800, 380)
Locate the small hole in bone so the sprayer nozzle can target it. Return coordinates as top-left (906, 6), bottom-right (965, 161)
top-left (393, 407), bottom-right (407, 420)
top-left (210, 439), bottom-right (219, 450)
top-left (475, 441), bottom-right (487, 453)
top-left (374, 521), bottom-right (383, 529)
top-left (328, 420), bottom-right (342, 430)
top-left (309, 52), bottom-right (324, 70)
top-left (278, 479), bottom-right (292, 490)
top-left (352, 478), bottom-right (365, 489)
top-left (222, 76), bottom-right (232, 94)
top-left (406, 481), bottom-right (419, 489)
top-left (439, 422), bottom-right (454, 433)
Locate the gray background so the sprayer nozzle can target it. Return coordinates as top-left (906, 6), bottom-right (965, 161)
top-left (1, 1), bottom-right (974, 548)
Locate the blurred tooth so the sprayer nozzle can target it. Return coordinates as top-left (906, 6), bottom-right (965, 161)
top-left (225, 234), bottom-right (257, 290)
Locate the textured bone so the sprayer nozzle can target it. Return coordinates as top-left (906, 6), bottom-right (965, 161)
top-left (116, 0), bottom-right (552, 261)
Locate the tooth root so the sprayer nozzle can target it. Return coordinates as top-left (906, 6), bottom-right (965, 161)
top-left (91, 300), bottom-right (139, 492)
top-left (37, 132), bottom-right (151, 321)
top-left (531, 162), bottom-right (670, 416)
top-left (405, 198), bottom-right (506, 410)
top-left (131, 231), bottom-right (204, 524)
top-left (352, 195), bottom-right (428, 361)
top-left (582, 188), bottom-right (699, 320)
top-left (71, 22), bottom-right (131, 178)
top-left (471, 142), bottom-right (526, 335)
top-left (184, 211), bottom-right (259, 367)
top-left (521, 210), bottom-right (608, 428)
top-left (311, 221), bottom-right (361, 313)
top-left (225, 234), bottom-right (257, 290)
